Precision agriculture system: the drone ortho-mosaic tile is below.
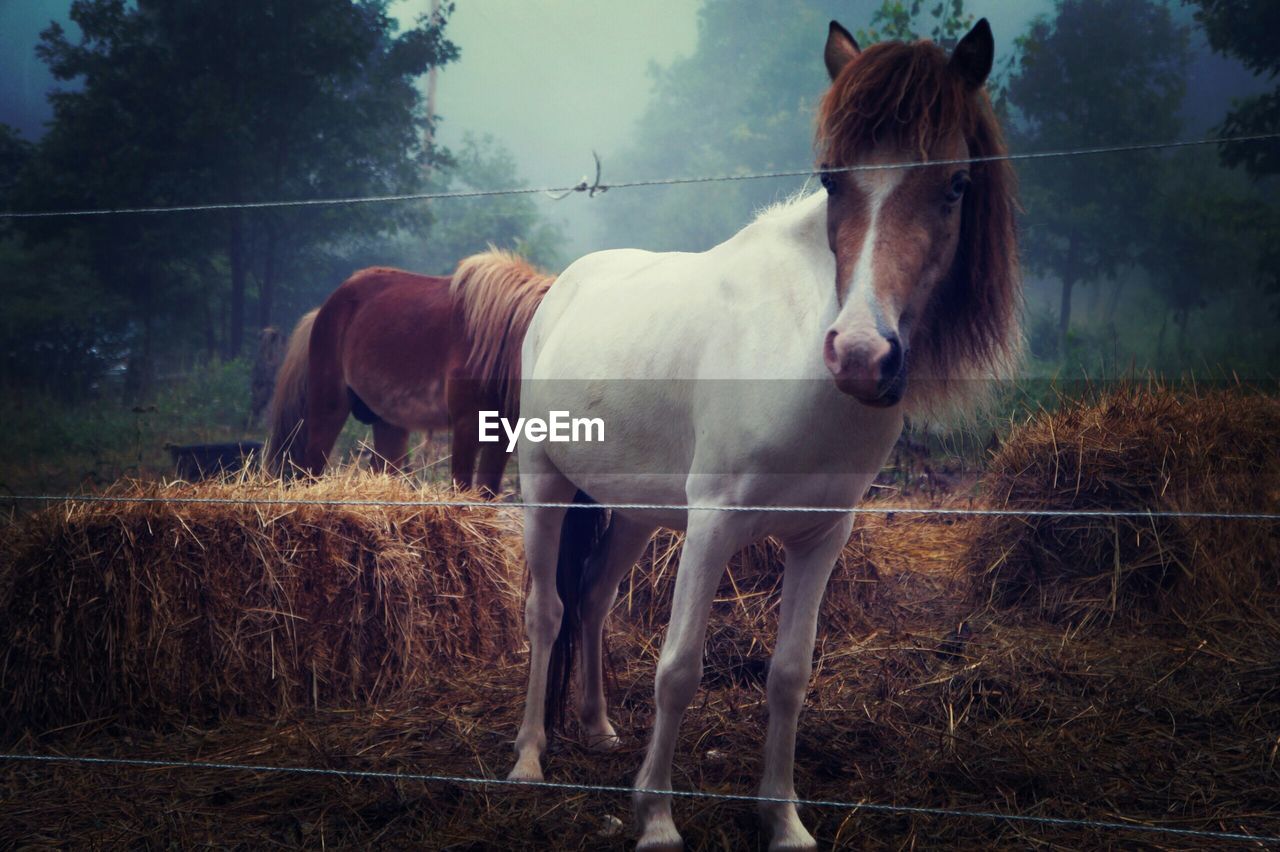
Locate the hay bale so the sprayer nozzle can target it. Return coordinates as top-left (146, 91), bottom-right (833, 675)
top-left (0, 473), bottom-right (524, 732)
top-left (964, 385), bottom-right (1280, 624)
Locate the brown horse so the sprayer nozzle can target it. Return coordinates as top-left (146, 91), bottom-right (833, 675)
top-left (266, 249), bottom-right (553, 492)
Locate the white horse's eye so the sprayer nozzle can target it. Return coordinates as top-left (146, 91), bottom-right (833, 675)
top-left (946, 170), bottom-right (971, 203)
top-left (819, 167), bottom-right (838, 194)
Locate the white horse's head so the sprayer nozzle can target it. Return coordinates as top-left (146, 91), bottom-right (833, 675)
top-left (817, 20), bottom-right (1018, 410)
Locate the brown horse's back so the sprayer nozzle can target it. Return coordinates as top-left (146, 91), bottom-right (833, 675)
top-left (320, 267), bottom-right (457, 433)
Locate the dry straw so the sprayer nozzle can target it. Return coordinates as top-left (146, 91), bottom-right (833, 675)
top-left (0, 470), bottom-right (524, 730)
top-left (963, 382), bottom-right (1280, 626)
top-left (2, 384), bottom-right (1278, 847)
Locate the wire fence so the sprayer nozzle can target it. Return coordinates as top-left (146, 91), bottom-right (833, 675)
top-left (3, 752), bottom-right (1278, 845)
top-left (2, 131), bottom-right (1278, 218)
top-left (4, 129), bottom-right (1280, 846)
top-left (3, 491), bottom-right (1279, 521)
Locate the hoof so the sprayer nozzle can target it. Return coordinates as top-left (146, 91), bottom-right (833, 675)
top-left (583, 730), bottom-right (621, 752)
top-left (636, 826), bottom-right (684, 852)
top-left (506, 759), bottom-right (543, 783)
top-left (767, 823), bottom-right (817, 851)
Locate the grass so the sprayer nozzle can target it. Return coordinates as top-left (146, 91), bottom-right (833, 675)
top-left (0, 359), bottom-right (457, 497)
top-left (0, 360), bottom-right (256, 495)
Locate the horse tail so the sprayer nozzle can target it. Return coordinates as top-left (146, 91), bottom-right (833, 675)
top-left (545, 490), bottom-right (611, 735)
top-left (265, 308), bottom-right (318, 476)
top-left (450, 247), bottom-right (554, 413)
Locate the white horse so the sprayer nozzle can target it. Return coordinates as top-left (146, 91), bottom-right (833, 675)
top-left (508, 19), bottom-right (1020, 851)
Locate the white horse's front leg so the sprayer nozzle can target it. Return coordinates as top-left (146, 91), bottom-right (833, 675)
top-left (758, 517), bottom-right (854, 851)
top-left (577, 514), bottom-right (658, 750)
top-left (634, 515), bottom-right (744, 851)
top-left (508, 475), bottom-right (576, 782)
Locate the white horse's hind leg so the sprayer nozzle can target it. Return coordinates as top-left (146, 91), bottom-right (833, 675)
top-left (634, 514), bottom-right (745, 851)
top-left (508, 471), bottom-right (578, 782)
top-left (577, 513), bottom-right (658, 750)
top-left (758, 517), bottom-right (854, 851)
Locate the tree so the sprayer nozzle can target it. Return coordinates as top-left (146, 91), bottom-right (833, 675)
top-left (1187, 1), bottom-right (1280, 315)
top-left (598, 0), bottom-right (972, 254)
top-left (20, 0), bottom-right (457, 379)
top-left (0, 124), bottom-right (32, 208)
top-left (1003, 0), bottom-right (1189, 354)
top-left (1190, 1), bottom-right (1280, 177)
top-left (1139, 151), bottom-right (1262, 355)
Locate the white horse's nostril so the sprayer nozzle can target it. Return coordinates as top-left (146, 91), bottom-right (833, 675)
top-left (823, 329), bottom-right (841, 371)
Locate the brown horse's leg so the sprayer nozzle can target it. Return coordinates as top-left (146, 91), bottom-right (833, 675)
top-left (302, 383), bottom-right (351, 477)
top-left (372, 422), bottom-right (410, 476)
top-left (303, 300), bottom-right (355, 477)
top-left (447, 378), bottom-right (483, 491)
top-left (475, 442), bottom-right (510, 496)
top-left (449, 424), bottom-right (479, 492)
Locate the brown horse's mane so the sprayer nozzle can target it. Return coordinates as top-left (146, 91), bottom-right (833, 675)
top-left (817, 39), bottom-right (1021, 416)
top-left (451, 248), bottom-right (555, 412)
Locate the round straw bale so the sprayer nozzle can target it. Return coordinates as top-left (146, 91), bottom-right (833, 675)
top-left (963, 385), bottom-right (1280, 624)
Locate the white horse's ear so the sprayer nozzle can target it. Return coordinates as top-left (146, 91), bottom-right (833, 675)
top-left (949, 18), bottom-right (994, 89)
top-left (824, 20), bottom-right (860, 80)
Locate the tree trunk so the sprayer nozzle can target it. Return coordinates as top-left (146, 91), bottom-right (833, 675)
top-left (1106, 277), bottom-right (1126, 323)
top-left (1087, 278), bottom-right (1105, 322)
top-left (259, 219), bottom-right (278, 329)
top-left (1155, 309), bottom-right (1170, 361)
top-left (203, 293), bottom-right (217, 360)
top-left (1058, 276), bottom-right (1075, 356)
top-left (228, 210), bottom-right (246, 358)
top-left (127, 268), bottom-right (155, 402)
top-left (1058, 236), bottom-right (1077, 356)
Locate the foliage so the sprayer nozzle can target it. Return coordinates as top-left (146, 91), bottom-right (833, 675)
top-left (1190, 0), bottom-right (1280, 176)
top-left (0, 235), bottom-right (129, 398)
top-left (1187, 0), bottom-right (1280, 314)
top-left (0, 124), bottom-right (33, 205)
top-left (855, 0), bottom-right (973, 46)
top-left (1139, 150), bottom-right (1266, 349)
top-left (12, 0), bottom-right (458, 376)
top-left (0, 359), bottom-right (254, 494)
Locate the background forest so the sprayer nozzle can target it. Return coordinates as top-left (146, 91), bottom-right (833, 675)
top-left (1, 0), bottom-right (1277, 492)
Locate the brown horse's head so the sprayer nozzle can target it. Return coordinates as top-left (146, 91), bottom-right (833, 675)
top-left (816, 19), bottom-right (1018, 411)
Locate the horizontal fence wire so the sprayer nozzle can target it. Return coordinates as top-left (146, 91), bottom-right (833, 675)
top-left (3, 132), bottom-right (1279, 219)
top-left (3, 126), bottom-right (1279, 847)
top-left (3, 492), bottom-right (1279, 520)
top-left (3, 753), bottom-right (1278, 845)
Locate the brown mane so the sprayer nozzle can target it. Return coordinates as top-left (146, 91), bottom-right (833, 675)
top-left (816, 39), bottom-right (1021, 415)
top-left (451, 248), bottom-right (555, 412)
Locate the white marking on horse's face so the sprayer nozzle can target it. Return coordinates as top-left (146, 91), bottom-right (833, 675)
top-left (820, 139), bottom-right (970, 405)
top-left (838, 167), bottom-right (902, 345)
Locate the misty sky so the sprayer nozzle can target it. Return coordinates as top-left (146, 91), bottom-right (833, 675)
top-left (390, 1), bottom-right (1044, 252)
